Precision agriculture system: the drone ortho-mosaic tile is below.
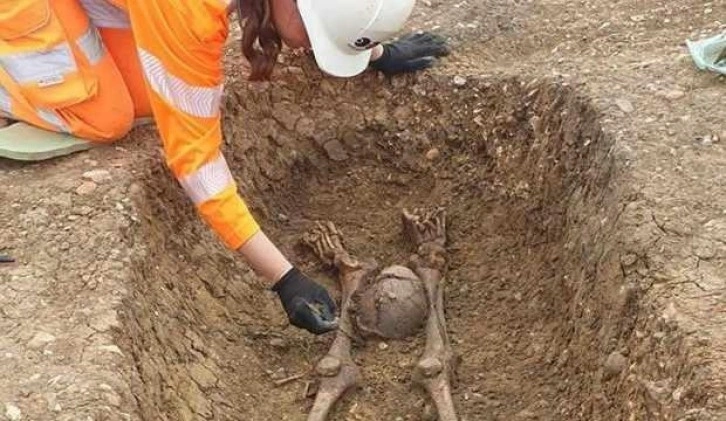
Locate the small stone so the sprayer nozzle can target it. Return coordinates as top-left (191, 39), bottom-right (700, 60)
top-left (82, 169), bottom-right (111, 184)
top-left (378, 342), bottom-right (389, 351)
top-left (604, 351), bottom-right (627, 377)
top-left (393, 106), bottom-right (413, 128)
top-left (516, 409), bottom-right (536, 418)
top-left (269, 337), bottom-right (287, 349)
top-left (5, 403), bottom-right (21, 420)
top-left (425, 148), bottom-right (440, 161)
top-left (699, 135), bottom-right (714, 146)
top-left (453, 75), bottom-right (467, 87)
top-left (641, 378), bottom-right (671, 403)
top-left (97, 345), bottom-right (124, 356)
top-left (662, 90), bottom-right (685, 100)
top-left (27, 332), bottom-right (56, 349)
top-left (513, 292), bottom-right (523, 302)
top-left (269, 368), bottom-right (287, 381)
top-left (620, 253), bottom-right (637, 266)
top-left (672, 386), bottom-right (686, 402)
top-left (615, 99), bottom-right (634, 113)
top-left (323, 139), bottom-right (349, 161)
top-left (76, 181), bottom-right (97, 195)
top-left (190, 363), bottom-right (218, 389)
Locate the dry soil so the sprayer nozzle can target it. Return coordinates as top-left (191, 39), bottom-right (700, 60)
top-left (1, 0), bottom-right (725, 420)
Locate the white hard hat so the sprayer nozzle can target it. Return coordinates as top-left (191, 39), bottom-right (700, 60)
top-left (297, 0), bottom-right (416, 77)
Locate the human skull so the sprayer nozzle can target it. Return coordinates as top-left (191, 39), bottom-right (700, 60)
top-left (353, 265), bottom-right (428, 339)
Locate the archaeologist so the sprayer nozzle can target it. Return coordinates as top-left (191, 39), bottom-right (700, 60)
top-left (0, 0), bottom-right (448, 335)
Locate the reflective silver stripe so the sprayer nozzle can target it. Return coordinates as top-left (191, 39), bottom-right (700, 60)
top-left (77, 27), bottom-right (105, 65)
top-left (79, 0), bottom-right (131, 29)
top-left (179, 154), bottom-right (235, 205)
top-left (38, 109), bottom-right (68, 132)
top-left (0, 27), bottom-right (103, 85)
top-left (0, 44), bottom-right (76, 85)
top-left (138, 49), bottom-right (223, 118)
top-left (0, 87), bottom-right (67, 131)
top-left (0, 86), bottom-right (11, 115)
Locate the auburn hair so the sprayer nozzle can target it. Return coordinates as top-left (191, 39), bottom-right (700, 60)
top-left (237, 0), bottom-right (282, 80)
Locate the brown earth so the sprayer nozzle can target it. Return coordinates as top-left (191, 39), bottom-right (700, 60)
top-left (1, 0), bottom-right (724, 420)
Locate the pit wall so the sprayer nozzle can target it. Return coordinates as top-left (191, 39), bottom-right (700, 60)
top-left (117, 62), bottom-right (702, 420)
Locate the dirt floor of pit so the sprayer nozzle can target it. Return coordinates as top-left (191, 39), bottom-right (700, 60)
top-left (2, 0), bottom-right (726, 420)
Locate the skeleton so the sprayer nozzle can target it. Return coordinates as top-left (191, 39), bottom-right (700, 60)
top-left (302, 208), bottom-right (457, 421)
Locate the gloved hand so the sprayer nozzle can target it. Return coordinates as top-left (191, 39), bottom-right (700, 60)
top-left (272, 267), bottom-right (338, 334)
top-left (369, 32), bottom-right (450, 75)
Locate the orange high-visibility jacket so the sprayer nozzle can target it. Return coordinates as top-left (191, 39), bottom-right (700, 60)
top-left (0, 0), bottom-right (260, 250)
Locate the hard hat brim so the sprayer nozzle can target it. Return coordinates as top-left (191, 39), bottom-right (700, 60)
top-left (297, 0), bottom-right (372, 78)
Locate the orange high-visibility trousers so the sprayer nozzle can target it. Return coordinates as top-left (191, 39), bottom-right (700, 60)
top-left (0, 0), bottom-right (260, 250)
top-left (0, 0), bottom-right (151, 142)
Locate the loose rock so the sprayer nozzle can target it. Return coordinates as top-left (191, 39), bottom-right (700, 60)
top-left (190, 363), bottom-right (218, 389)
top-left (269, 337), bottom-right (287, 349)
top-left (82, 169), bottom-right (111, 184)
top-left (425, 148), bottom-right (441, 161)
top-left (76, 181), bottom-right (97, 195)
top-left (453, 75), bottom-right (467, 87)
top-left (604, 351), bottom-right (627, 378)
top-left (662, 89), bottom-right (685, 100)
top-left (4, 403), bottom-right (21, 421)
top-left (27, 332), bottom-right (56, 350)
top-left (615, 99), bottom-right (634, 113)
top-left (323, 139), bottom-right (349, 161)
top-left (672, 386), bottom-right (686, 402)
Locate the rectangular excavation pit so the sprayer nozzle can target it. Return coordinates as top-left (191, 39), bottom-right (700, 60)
top-left (117, 73), bottom-right (697, 420)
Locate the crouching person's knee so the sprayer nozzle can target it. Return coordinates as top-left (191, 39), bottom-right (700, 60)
top-left (64, 99), bottom-right (135, 144)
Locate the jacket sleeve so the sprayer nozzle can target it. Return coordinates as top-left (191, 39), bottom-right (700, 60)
top-left (125, 0), bottom-right (260, 249)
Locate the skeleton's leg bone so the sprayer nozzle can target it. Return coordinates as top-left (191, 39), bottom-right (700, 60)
top-left (303, 221), bottom-right (376, 421)
top-left (413, 266), bottom-right (457, 421)
top-left (403, 208), bottom-right (458, 421)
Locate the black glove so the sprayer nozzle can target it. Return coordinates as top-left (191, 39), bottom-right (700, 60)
top-left (369, 32), bottom-right (450, 75)
top-left (272, 267), bottom-right (338, 334)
